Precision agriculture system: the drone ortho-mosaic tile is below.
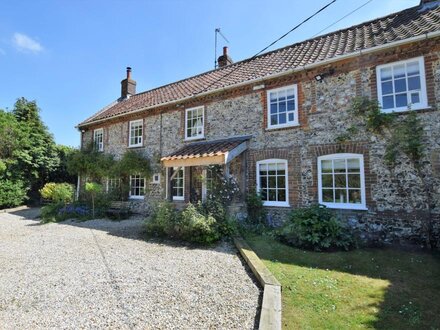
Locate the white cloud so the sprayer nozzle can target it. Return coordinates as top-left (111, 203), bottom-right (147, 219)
top-left (12, 32), bottom-right (43, 53)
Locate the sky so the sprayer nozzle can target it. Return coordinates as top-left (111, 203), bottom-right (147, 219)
top-left (0, 0), bottom-right (420, 147)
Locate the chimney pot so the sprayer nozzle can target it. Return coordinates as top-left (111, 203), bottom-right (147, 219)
top-left (126, 67), bottom-right (132, 79)
top-left (223, 46), bottom-right (228, 56)
top-left (217, 47), bottom-right (233, 68)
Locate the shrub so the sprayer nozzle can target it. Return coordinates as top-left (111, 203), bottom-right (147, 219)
top-left (180, 204), bottom-right (220, 244)
top-left (278, 204), bottom-right (355, 251)
top-left (245, 190), bottom-right (267, 226)
top-left (0, 179), bottom-right (28, 208)
top-left (39, 182), bottom-right (74, 204)
top-left (40, 202), bottom-right (64, 223)
top-left (145, 202), bottom-right (224, 244)
top-left (85, 182), bottom-right (103, 218)
top-left (145, 201), bottom-right (179, 237)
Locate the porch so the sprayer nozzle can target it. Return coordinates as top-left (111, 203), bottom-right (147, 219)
top-left (161, 136), bottom-right (251, 206)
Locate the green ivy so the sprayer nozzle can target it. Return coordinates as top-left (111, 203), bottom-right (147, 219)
top-left (350, 97), bottom-right (395, 133)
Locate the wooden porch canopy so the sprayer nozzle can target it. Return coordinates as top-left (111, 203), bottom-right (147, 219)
top-left (161, 136), bottom-right (251, 167)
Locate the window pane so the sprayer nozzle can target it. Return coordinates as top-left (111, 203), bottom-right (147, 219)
top-left (261, 189), bottom-right (268, 200)
top-left (288, 112), bottom-right (294, 122)
top-left (268, 189), bottom-right (277, 201)
top-left (270, 115), bottom-right (278, 125)
top-left (277, 175), bottom-right (285, 188)
top-left (382, 95), bottom-right (394, 109)
top-left (335, 189), bottom-right (347, 203)
top-left (334, 174), bottom-right (346, 188)
top-left (380, 67), bottom-right (392, 81)
top-left (322, 189), bottom-right (334, 202)
top-left (268, 176), bottom-right (276, 188)
top-left (287, 99), bottom-right (295, 111)
top-left (270, 103), bottom-right (277, 114)
top-left (395, 93), bottom-right (407, 108)
top-left (269, 92), bottom-right (277, 102)
top-left (394, 79), bottom-right (406, 93)
top-left (348, 190), bottom-right (362, 204)
top-left (278, 189), bottom-right (286, 202)
top-left (381, 81), bottom-right (393, 95)
top-left (411, 92), bottom-right (420, 104)
top-left (334, 159), bottom-right (346, 173)
top-left (261, 177), bottom-right (267, 188)
top-left (286, 88), bottom-right (295, 98)
top-left (279, 113), bottom-right (286, 124)
top-left (260, 164), bottom-right (268, 172)
top-left (278, 90), bottom-right (286, 102)
top-left (347, 158), bottom-right (360, 172)
top-left (279, 102), bottom-right (286, 113)
top-left (407, 61), bottom-right (419, 76)
top-left (408, 76), bottom-right (420, 91)
top-left (321, 174), bottom-right (333, 188)
top-left (348, 174), bottom-right (361, 188)
top-left (321, 160), bottom-right (332, 173)
top-left (393, 64), bottom-right (405, 79)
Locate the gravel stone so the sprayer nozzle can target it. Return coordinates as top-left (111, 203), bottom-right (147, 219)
top-left (0, 209), bottom-right (261, 329)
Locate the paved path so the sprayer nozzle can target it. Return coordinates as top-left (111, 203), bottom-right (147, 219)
top-left (0, 209), bottom-right (260, 329)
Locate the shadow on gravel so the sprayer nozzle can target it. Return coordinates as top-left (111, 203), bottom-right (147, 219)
top-left (9, 208), bottom-right (41, 221)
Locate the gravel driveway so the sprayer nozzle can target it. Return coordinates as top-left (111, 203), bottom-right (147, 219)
top-left (0, 209), bottom-right (261, 329)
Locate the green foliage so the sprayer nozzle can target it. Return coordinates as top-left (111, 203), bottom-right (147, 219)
top-left (145, 201), bottom-right (179, 237)
top-left (48, 145), bottom-right (77, 184)
top-left (145, 201), bottom-right (230, 245)
top-left (278, 204), bottom-right (355, 251)
top-left (67, 144), bottom-right (115, 180)
top-left (85, 182), bottom-right (104, 218)
top-left (40, 202), bottom-right (64, 223)
top-left (385, 111), bottom-right (425, 165)
top-left (111, 150), bottom-right (152, 179)
top-left (180, 204), bottom-right (220, 244)
top-left (245, 190), bottom-right (267, 226)
top-left (39, 182), bottom-right (74, 204)
top-left (351, 97), bottom-right (394, 133)
top-left (0, 179), bottom-right (28, 208)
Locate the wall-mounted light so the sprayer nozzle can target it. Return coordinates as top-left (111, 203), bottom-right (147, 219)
top-left (314, 68), bottom-right (335, 82)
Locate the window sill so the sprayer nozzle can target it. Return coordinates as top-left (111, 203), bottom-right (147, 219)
top-left (381, 105), bottom-right (430, 114)
top-left (129, 196), bottom-right (144, 200)
top-left (128, 144), bottom-right (143, 149)
top-left (184, 136), bottom-right (205, 142)
top-left (321, 203), bottom-right (368, 211)
top-left (263, 202), bottom-right (290, 208)
top-left (173, 197), bottom-right (184, 201)
top-left (266, 123), bottom-right (299, 131)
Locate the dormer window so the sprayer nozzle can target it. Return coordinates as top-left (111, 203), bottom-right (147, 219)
top-left (185, 106), bottom-right (204, 140)
top-left (129, 119), bottom-right (143, 147)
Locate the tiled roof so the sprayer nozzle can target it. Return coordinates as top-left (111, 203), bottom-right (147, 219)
top-left (161, 136), bottom-right (250, 161)
top-left (79, 2), bottom-right (440, 126)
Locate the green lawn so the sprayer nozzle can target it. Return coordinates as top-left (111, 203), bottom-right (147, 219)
top-left (244, 234), bottom-right (440, 330)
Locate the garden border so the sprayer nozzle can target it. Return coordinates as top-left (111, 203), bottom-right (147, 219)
top-left (233, 236), bottom-right (282, 330)
top-left (0, 205), bottom-right (29, 213)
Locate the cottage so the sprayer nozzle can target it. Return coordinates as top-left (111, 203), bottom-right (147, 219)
top-left (77, 0), bottom-right (440, 246)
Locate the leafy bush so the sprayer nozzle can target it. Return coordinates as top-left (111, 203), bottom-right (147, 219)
top-left (145, 201), bottom-right (230, 244)
top-left (0, 179), bottom-right (28, 208)
top-left (278, 204), bottom-right (355, 251)
top-left (41, 203), bottom-right (90, 223)
top-left (40, 202), bottom-right (64, 223)
top-left (145, 201), bottom-right (179, 237)
top-left (245, 190), bottom-right (267, 226)
top-left (180, 204), bottom-right (220, 244)
top-left (39, 182), bottom-right (74, 204)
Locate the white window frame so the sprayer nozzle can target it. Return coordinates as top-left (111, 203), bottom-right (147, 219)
top-left (93, 128), bottom-right (104, 152)
top-left (129, 175), bottom-right (145, 200)
top-left (128, 119), bottom-right (143, 147)
top-left (185, 106), bottom-right (204, 141)
top-left (317, 153), bottom-right (367, 210)
top-left (106, 177), bottom-right (121, 192)
top-left (151, 173), bottom-right (160, 184)
top-left (266, 84), bottom-right (299, 129)
top-left (376, 56), bottom-right (428, 113)
top-left (165, 167), bottom-right (185, 201)
top-left (256, 159), bottom-right (289, 207)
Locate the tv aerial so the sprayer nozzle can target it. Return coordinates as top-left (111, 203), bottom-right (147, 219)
top-left (214, 28), bottom-right (229, 69)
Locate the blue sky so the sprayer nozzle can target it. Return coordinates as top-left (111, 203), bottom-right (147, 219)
top-left (0, 0), bottom-right (419, 147)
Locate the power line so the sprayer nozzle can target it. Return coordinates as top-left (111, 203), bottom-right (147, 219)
top-left (198, 0), bottom-right (338, 95)
top-left (311, 0), bottom-right (374, 38)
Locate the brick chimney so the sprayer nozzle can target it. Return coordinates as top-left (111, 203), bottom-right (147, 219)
top-left (217, 47), bottom-right (233, 68)
top-left (121, 67), bottom-right (136, 99)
